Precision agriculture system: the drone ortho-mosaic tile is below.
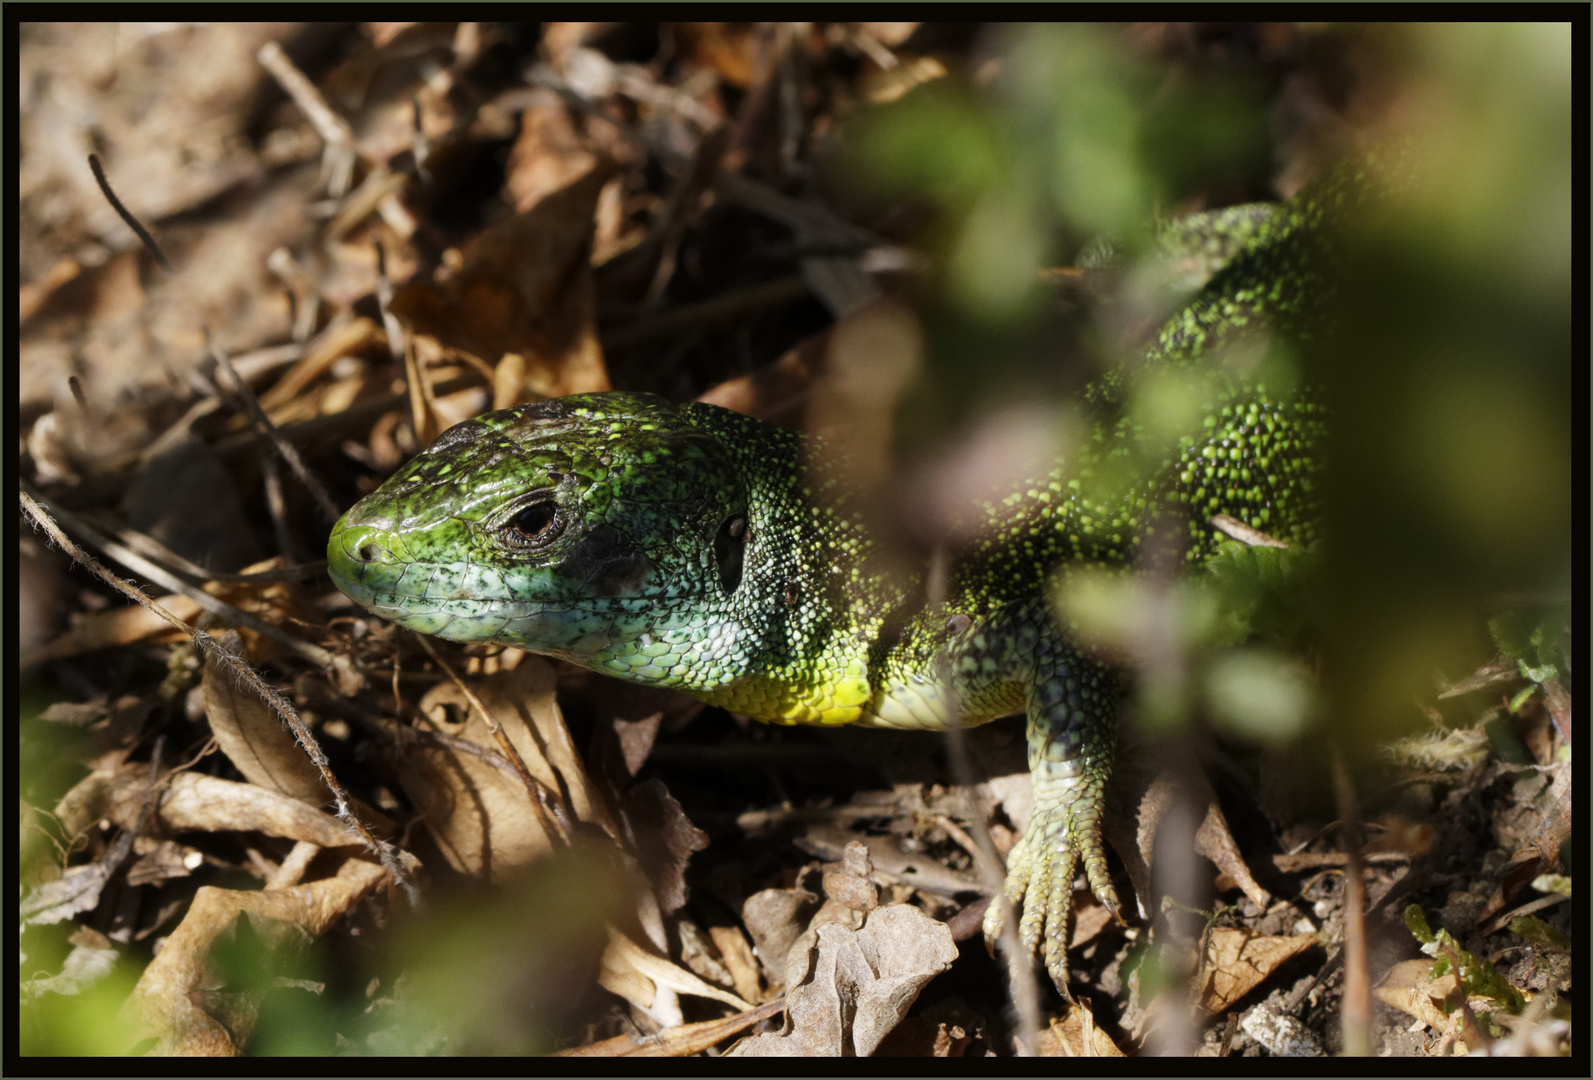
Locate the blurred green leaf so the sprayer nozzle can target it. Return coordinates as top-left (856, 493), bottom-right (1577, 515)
top-left (1205, 648), bottom-right (1319, 742)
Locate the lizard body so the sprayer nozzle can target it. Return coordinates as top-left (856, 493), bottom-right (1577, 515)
top-left (328, 164), bottom-right (1355, 992)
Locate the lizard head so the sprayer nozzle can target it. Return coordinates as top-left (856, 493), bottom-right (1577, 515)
top-left (327, 393), bottom-right (750, 658)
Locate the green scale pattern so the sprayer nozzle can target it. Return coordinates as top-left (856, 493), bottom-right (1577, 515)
top-left (328, 167), bottom-right (1352, 994)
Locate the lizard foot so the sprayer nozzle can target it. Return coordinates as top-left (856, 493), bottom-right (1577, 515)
top-left (982, 769), bottom-right (1120, 998)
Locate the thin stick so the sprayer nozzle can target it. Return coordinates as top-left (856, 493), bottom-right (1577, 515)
top-left (87, 154), bottom-right (170, 270)
top-left (20, 486), bottom-right (417, 904)
top-left (84, 513), bottom-right (325, 585)
top-left (21, 481), bottom-right (342, 675)
top-left (929, 545), bottom-right (1042, 1057)
top-left (1330, 746), bottom-right (1372, 1057)
top-left (258, 40), bottom-right (357, 198)
top-left (210, 342), bottom-right (343, 525)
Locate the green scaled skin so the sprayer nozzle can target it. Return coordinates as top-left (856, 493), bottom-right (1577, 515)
top-left (328, 170), bottom-right (1349, 996)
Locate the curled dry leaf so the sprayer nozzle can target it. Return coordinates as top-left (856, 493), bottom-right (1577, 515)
top-left (742, 884), bottom-right (821, 992)
top-left (202, 634), bottom-right (328, 804)
top-left (396, 657), bottom-right (614, 881)
top-left (389, 164), bottom-right (613, 405)
top-left (707, 924), bottom-right (766, 1007)
top-left (600, 926), bottom-right (753, 1016)
top-left (1373, 958), bottom-right (1468, 1039)
top-left (1191, 928), bottom-right (1320, 1016)
top-left (53, 764), bottom-right (367, 850)
top-left (1033, 1002), bottom-right (1128, 1057)
top-left (1132, 765), bottom-right (1271, 918)
top-left (619, 778), bottom-right (709, 915)
top-left (728, 904), bottom-right (958, 1058)
top-left (128, 855), bottom-right (389, 1056)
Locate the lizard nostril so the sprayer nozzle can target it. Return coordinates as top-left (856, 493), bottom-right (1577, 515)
top-left (357, 543), bottom-right (380, 563)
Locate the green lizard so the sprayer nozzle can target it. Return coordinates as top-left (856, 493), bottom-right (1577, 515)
top-left (328, 166), bottom-right (1354, 994)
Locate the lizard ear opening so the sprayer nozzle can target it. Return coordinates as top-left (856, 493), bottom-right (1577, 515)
top-left (714, 515), bottom-right (747, 595)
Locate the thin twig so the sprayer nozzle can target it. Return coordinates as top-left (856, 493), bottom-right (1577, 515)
top-left (210, 342), bottom-right (343, 525)
top-left (19, 486), bottom-right (418, 904)
top-left (373, 241), bottom-right (407, 365)
top-left (258, 40), bottom-right (357, 198)
top-left (22, 481), bottom-right (342, 675)
top-left (601, 275), bottom-right (809, 349)
top-left (87, 153), bottom-right (170, 270)
top-left (1330, 746), bottom-right (1372, 1057)
top-left (260, 439), bottom-right (297, 562)
top-left (928, 545), bottom-right (1042, 1057)
top-left (78, 510), bottom-right (323, 584)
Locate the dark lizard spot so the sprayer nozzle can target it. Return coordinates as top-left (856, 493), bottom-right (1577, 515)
top-left (521, 398), bottom-right (572, 420)
top-left (564, 524), bottom-right (654, 598)
top-left (715, 515), bottom-right (746, 595)
top-left (428, 419), bottom-right (485, 454)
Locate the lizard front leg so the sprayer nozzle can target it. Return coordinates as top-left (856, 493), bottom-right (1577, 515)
top-left (982, 629), bottom-right (1121, 997)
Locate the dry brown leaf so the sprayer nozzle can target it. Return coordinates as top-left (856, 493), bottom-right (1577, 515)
top-left (55, 763), bottom-right (363, 849)
top-left (26, 552), bottom-right (321, 670)
top-left (858, 22), bottom-right (920, 48)
top-left (600, 926), bottom-right (753, 1015)
top-left (863, 55), bottom-right (948, 105)
top-left (1034, 1001), bottom-right (1127, 1057)
top-left (696, 326), bottom-right (827, 425)
top-left (202, 635), bottom-right (328, 804)
top-left (19, 24), bottom-right (297, 412)
top-left (126, 838), bottom-right (204, 888)
top-left (128, 855), bottom-right (388, 1056)
top-left (728, 904), bottom-right (958, 1057)
top-left (619, 779), bottom-right (709, 915)
top-left (389, 165), bottom-right (612, 405)
top-left (1191, 928), bottom-right (1320, 1015)
top-left (1137, 767), bottom-right (1272, 915)
top-left (157, 773), bottom-right (364, 848)
top-left (505, 92), bottom-right (600, 212)
top-left (1373, 957), bottom-right (1463, 1036)
top-left (21, 845), bottom-right (131, 928)
top-left (1194, 799), bottom-right (1271, 910)
top-left (396, 658), bottom-right (614, 881)
top-left (678, 23), bottom-right (765, 88)
top-left (742, 884), bottom-right (820, 992)
top-left (708, 923), bottom-right (766, 1006)
top-left (26, 593), bottom-right (203, 666)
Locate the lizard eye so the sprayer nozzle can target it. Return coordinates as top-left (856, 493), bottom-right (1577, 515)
top-left (509, 501), bottom-right (560, 544)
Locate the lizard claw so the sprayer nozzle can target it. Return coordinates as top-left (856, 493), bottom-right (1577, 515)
top-left (981, 779), bottom-right (1118, 997)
